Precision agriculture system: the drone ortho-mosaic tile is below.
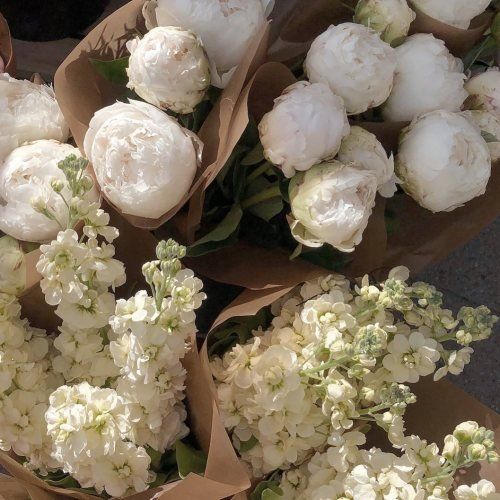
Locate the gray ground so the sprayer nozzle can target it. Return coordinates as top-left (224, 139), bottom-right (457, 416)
top-left (416, 217), bottom-right (500, 413)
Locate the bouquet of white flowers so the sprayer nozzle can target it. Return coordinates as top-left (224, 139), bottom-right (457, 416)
top-left (206, 266), bottom-right (499, 498)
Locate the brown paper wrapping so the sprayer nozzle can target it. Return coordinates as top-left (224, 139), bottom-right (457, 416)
top-left (0, 12), bottom-right (15, 74)
top-left (200, 277), bottom-right (499, 499)
top-left (53, 0), bottom-right (270, 236)
top-left (6, 212), bottom-right (250, 499)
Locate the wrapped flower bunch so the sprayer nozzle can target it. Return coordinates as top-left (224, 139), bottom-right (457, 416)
top-left (0, 154), bottom-right (209, 497)
top-left (187, 0), bottom-right (498, 270)
top-left (210, 267), bottom-right (499, 497)
top-left (84, 0), bottom-right (273, 220)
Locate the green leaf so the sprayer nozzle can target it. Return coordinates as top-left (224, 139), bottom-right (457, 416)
top-left (239, 435), bottom-right (258, 453)
top-left (146, 446), bottom-right (163, 471)
top-left (245, 177), bottom-right (284, 222)
top-left (89, 56), bottom-right (129, 85)
top-left (250, 480), bottom-right (283, 500)
top-left (175, 441), bottom-right (207, 479)
top-left (188, 204), bottom-right (242, 257)
top-left (492, 12), bottom-right (500, 42)
top-left (241, 142), bottom-right (265, 165)
top-left (463, 35), bottom-right (497, 71)
top-left (481, 130), bottom-right (499, 143)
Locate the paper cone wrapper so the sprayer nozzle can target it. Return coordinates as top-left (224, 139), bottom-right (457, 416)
top-left (200, 278), bottom-right (499, 499)
top-left (0, 12), bottom-right (15, 74)
top-left (53, 0), bottom-right (270, 236)
top-left (4, 212), bottom-right (250, 499)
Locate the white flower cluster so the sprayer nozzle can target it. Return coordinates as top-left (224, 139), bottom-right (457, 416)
top-left (211, 267), bottom-right (498, 477)
top-left (0, 154), bottom-right (206, 497)
top-left (277, 422), bottom-right (499, 499)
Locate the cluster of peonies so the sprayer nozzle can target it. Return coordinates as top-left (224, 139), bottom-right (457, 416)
top-left (211, 267), bottom-right (498, 478)
top-left (0, 154), bottom-right (206, 497)
top-left (84, 0), bottom-right (272, 219)
top-left (277, 425), bottom-right (500, 499)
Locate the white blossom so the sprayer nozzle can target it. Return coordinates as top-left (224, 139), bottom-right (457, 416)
top-left (454, 480), bottom-right (500, 500)
top-left (461, 110), bottom-right (500, 162)
top-left (0, 236), bottom-right (26, 295)
top-left (464, 69), bottom-right (500, 118)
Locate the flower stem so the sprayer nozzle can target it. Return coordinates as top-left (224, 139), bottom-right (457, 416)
top-left (246, 162), bottom-right (272, 185)
top-left (241, 185), bottom-right (282, 209)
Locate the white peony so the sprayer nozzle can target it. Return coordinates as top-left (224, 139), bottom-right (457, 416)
top-left (0, 235), bottom-right (26, 295)
top-left (143, 0), bottom-right (273, 88)
top-left (83, 100), bottom-right (202, 218)
top-left (0, 74), bottom-right (69, 161)
top-left (126, 26), bottom-right (210, 114)
top-left (383, 34), bottom-right (467, 122)
top-left (288, 161), bottom-right (378, 252)
top-left (354, 0), bottom-right (416, 45)
top-left (409, 0), bottom-right (490, 29)
top-left (454, 480), bottom-right (500, 500)
top-left (395, 110), bottom-right (491, 212)
top-left (304, 23), bottom-right (397, 114)
top-left (0, 140), bottom-right (97, 242)
top-left (464, 68), bottom-right (500, 118)
top-left (259, 81), bottom-right (349, 178)
top-left (338, 125), bottom-right (397, 197)
top-left (462, 110), bottom-right (500, 162)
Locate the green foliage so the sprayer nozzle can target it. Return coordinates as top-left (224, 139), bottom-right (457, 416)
top-left (89, 56), bottom-right (129, 85)
top-left (250, 479), bottom-right (283, 500)
top-left (175, 441), bottom-right (207, 479)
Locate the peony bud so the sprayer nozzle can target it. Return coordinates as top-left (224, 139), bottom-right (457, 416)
top-left (126, 26), bottom-right (210, 114)
top-left (409, 0), bottom-right (490, 29)
top-left (0, 74), bottom-right (69, 162)
top-left (453, 421), bottom-right (480, 443)
top-left (338, 126), bottom-right (397, 197)
top-left (0, 140), bottom-right (97, 243)
top-left (305, 23), bottom-right (396, 114)
top-left (83, 100), bottom-right (202, 219)
top-left (143, 0), bottom-right (272, 88)
top-left (259, 81), bottom-right (350, 178)
top-left (288, 161), bottom-right (378, 252)
top-left (464, 68), bottom-right (500, 118)
top-left (0, 235), bottom-right (26, 295)
top-left (395, 111), bottom-right (491, 212)
top-left (462, 110), bottom-right (500, 162)
top-left (383, 34), bottom-right (467, 122)
top-left (442, 435), bottom-right (461, 461)
top-left (354, 0), bottom-right (416, 46)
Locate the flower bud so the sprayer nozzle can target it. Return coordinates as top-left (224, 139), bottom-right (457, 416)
top-left (487, 451), bottom-right (500, 463)
top-left (288, 161), bottom-right (378, 252)
top-left (454, 421), bottom-right (479, 442)
top-left (442, 434), bottom-right (461, 461)
top-left (0, 140), bottom-right (98, 242)
top-left (143, 0), bottom-right (272, 88)
top-left (305, 23), bottom-right (396, 114)
top-left (50, 178), bottom-right (65, 193)
top-left (467, 443), bottom-right (487, 461)
top-left (0, 74), bottom-right (69, 161)
top-left (83, 100), bottom-right (202, 218)
top-left (259, 81), bottom-right (349, 178)
top-left (395, 110), bottom-right (491, 212)
top-left (338, 126), bottom-right (397, 197)
top-left (409, 0), bottom-right (490, 29)
top-left (383, 34), bottom-right (467, 122)
top-left (354, 0), bottom-right (416, 45)
top-left (126, 26), bottom-right (210, 114)
top-left (464, 68), bottom-right (500, 118)
top-left (461, 110), bottom-right (500, 162)
top-left (0, 235), bottom-right (26, 295)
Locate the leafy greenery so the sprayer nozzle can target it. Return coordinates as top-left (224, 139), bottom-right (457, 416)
top-left (89, 56), bottom-right (129, 85)
top-left (175, 441), bottom-right (207, 479)
top-left (249, 479), bottom-right (283, 500)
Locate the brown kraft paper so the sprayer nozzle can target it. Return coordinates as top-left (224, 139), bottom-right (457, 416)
top-left (200, 279), bottom-right (499, 498)
top-left (0, 12), bottom-right (15, 74)
top-left (53, 0), bottom-right (270, 235)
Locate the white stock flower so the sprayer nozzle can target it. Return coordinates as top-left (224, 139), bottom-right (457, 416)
top-left (0, 74), bottom-right (69, 161)
top-left (0, 235), bottom-right (26, 295)
top-left (84, 100), bottom-right (201, 218)
top-left (433, 347), bottom-right (473, 381)
top-left (0, 140), bottom-right (96, 242)
top-left (409, 0), bottom-right (490, 29)
top-left (288, 161), bottom-right (378, 252)
top-left (383, 34), bottom-right (467, 122)
top-left (383, 331), bottom-right (440, 383)
top-left (338, 126), bottom-right (397, 197)
top-left (354, 0), bottom-right (416, 45)
top-left (461, 110), bottom-right (500, 162)
top-left (259, 81), bottom-right (349, 178)
top-left (454, 480), bottom-right (500, 500)
top-left (464, 69), bottom-right (500, 118)
top-left (395, 110), bottom-right (491, 212)
top-left (143, 0), bottom-right (273, 88)
top-left (305, 23), bottom-right (396, 114)
top-left (126, 26), bottom-right (210, 114)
